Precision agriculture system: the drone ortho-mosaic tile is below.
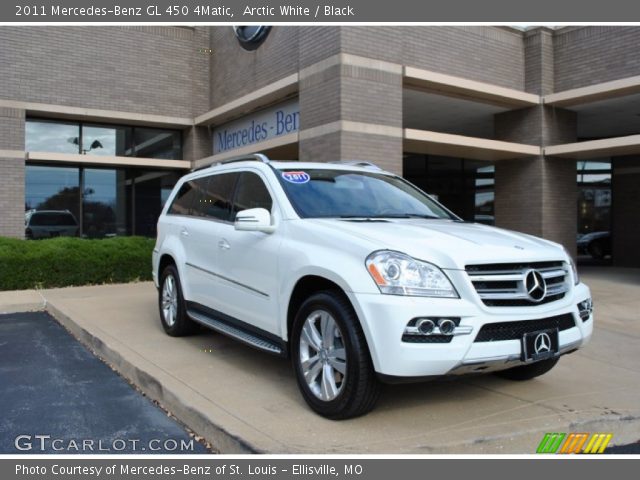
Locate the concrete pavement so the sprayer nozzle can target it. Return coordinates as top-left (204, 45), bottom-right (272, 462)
top-left (1, 267), bottom-right (639, 453)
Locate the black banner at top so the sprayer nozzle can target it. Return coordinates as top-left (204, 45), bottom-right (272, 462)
top-left (4, 0), bottom-right (640, 22)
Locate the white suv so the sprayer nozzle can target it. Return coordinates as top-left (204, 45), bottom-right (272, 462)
top-left (153, 154), bottom-right (593, 419)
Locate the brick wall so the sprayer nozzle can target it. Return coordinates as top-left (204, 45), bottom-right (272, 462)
top-left (209, 27), bottom-right (301, 109)
top-left (0, 107), bottom-right (25, 238)
top-left (494, 105), bottom-right (578, 255)
top-left (298, 52), bottom-right (403, 171)
top-left (0, 107), bottom-right (24, 150)
top-left (554, 26), bottom-right (640, 91)
top-left (0, 26), bottom-right (207, 118)
top-left (524, 28), bottom-right (555, 95)
top-left (341, 26), bottom-right (525, 90)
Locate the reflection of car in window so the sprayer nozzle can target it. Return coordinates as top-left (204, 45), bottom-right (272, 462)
top-left (577, 231), bottom-right (611, 259)
top-left (25, 210), bottom-right (79, 239)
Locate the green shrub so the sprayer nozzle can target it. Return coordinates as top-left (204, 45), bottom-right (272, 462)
top-left (0, 236), bottom-right (155, 291)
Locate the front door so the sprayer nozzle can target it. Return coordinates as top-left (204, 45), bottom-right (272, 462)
top-left (214, 171), bottom-right (282, 336)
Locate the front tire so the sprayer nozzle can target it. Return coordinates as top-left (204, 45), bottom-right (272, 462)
top-left (158, 264), bottom-right (197, 337)
top-left (495, 357), bottom-right (559, 381)
top-left (291, 291), bottom-right (380, 419)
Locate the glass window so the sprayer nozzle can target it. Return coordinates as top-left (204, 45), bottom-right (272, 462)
top-left (25, 119), bottom-right (80, 154)
top-left (232, 172), bottom-right (273, 219)
top-left (82, 169), bottom-right (129, 238)
top-left (403, 155), bottom-right (494, 223)
top-left (134, 128), bottom-right (182, 160)
top-left (133, 170), bottom-right (181, 237)
top-left (199, 173), bottom-right (239, 221)
top-left (25, 165), bottom-right (81, 222)
top-left (82, 125), bottom-right (133, 156)
top-left (168, 181), bottom-right (199, 216)
top-left (577, 159), bottom-right (611, 236)
top-left (26, 164), bottom-right (182, 237)
top-left (26, 119), bottom-right (182, 160)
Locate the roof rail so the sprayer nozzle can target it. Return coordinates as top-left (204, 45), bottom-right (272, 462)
top-left (191, 153), bottom-right (271, 172)
top-left (329, 160), bottom-right (382, 170)
top-left (219, 153), bottom-right (271, 165)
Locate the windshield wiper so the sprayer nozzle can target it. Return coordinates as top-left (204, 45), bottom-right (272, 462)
top-left (338, 213), bottom-right (442, 219)
top-left (374, 213), bottom-right (442, 219)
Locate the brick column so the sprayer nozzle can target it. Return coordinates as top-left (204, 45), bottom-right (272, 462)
top-left (493, 27), bottom-right (579, 256)
top-left (0, 107), bottom-right (26, 238)
top-left (494, 106), bottom-right (578, 256)
top-left (298, 33), bottom-right (403, 174)
top-left (183, 126), bottom-right (212, 163)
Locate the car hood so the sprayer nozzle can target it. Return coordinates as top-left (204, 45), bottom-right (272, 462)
top-left (307, 218), bottom-right (567, 269)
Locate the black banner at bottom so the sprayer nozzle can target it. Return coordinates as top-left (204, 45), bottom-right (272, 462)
top-left (3, 458), bottom-right (635, 480)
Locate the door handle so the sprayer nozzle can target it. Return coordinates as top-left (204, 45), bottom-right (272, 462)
top-left (180, 228), bottom-right (189, 237)
top-left (218, 239), bottom-right (230, 250)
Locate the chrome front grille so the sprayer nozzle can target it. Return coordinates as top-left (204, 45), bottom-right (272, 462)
top-left (466, 261), bottom-right (569, 307)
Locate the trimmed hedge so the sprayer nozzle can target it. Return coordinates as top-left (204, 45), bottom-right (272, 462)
top-left (0, 236), bottom-right (155, 291)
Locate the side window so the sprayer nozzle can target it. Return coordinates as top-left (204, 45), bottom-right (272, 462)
top-left (168, 180), bottom-right (199, 216)
top-left (190, 177), bottom-right (212, 217)
top-left (200, 172), bottom-right (239, 221)
top-left (231, 172), bottom-right (273, 220)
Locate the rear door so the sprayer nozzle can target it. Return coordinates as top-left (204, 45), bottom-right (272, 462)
top-left (164, 178), bottom-right (209, 305)
top-left (182, 172), bottom-right (239, 308)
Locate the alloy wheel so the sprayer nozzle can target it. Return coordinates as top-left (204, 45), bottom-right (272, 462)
top-left (161, 274), bottom-right (178, 327)
top-left (299, 309), bottom-right (347, 401)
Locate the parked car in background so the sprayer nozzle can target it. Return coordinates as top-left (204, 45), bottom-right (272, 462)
top-left (577, 231), bottom-right (611, 259)
top-left (25, 210), bottom-right (79, 239)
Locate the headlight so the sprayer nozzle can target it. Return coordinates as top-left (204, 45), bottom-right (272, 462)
top-left (365, 251), bottom-right (458, 298)
top-left (564, 247), bottom-right (579, 285)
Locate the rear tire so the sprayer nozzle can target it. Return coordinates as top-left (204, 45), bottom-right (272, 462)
top-left (495, 357), bottom-right (559, 381)
top-left (291, 291), bottom-right (380, 419)
top-left (158, 264), bottom-right (197, 337)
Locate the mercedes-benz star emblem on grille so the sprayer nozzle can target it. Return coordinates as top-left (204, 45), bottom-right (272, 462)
top-left (534, 332), bottom-right (552, 354)
top-left (524, 269), bottom-right (547, 302)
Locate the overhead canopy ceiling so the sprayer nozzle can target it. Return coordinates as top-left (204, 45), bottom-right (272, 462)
top-left (403, 88), bottom-right (509, 139)
top-left (571, 92), bottom-right (640, 139)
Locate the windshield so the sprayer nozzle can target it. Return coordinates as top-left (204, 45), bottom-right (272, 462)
top-left (277, 169), bottom-right (456, 220)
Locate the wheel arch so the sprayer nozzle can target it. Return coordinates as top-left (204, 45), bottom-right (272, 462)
top-left (285, 274), bottom-right (375, 360)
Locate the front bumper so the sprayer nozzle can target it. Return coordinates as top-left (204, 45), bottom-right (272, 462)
top-left (349, 282), bottom-right (593, 378)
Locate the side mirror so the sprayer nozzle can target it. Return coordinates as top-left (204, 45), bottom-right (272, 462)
top-left (234, 208), bottom-right (275, 234)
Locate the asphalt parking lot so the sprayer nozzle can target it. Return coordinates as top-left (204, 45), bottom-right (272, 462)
top-left (0, 266), bottom-right (639, 454)
top-left (0, 312), bottom-right (207, 454)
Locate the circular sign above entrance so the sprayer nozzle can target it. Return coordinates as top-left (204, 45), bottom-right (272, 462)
top-left (232, 26), bottom-right (272, 51)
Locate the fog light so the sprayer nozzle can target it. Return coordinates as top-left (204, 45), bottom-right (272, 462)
top-left (438, 318), bottom-right (456, 335)
top-left (417, 319), bottom-right (435, 334)
top-left (578, 298), bottom-right (593, 322)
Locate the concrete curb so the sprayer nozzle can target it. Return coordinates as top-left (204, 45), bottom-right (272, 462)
top-left (44, 301), bottom-right (259, 454)
top-left (0, 289), bottom-right (46, 315)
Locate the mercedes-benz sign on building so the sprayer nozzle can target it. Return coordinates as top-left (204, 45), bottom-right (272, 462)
top-left (0, 26), bottom-right (637, 266)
